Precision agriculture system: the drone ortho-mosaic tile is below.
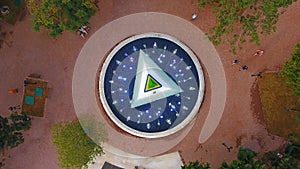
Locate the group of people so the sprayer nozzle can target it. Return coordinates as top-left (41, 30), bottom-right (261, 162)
top-left (78, 25), bottom-right (90, 38)
top-left (9, 105), bottom-right (21, 111)
top-left (233, 49), bottom-right (264, 74)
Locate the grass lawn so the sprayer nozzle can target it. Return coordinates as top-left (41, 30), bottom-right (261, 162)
top-left (258, 72), bottom-right (300, 143)
top-left (22, 77), bottom-right (48, 117)
top-left (0, 0), bottom-right (26, 25)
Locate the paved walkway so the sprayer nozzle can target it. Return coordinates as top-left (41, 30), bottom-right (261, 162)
top-left (1, 0), bottom-right (300, 168)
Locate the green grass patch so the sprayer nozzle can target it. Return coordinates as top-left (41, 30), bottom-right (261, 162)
top-left (258, 73), bottom-right (300, 143)
top-left (0, 0), bottom-right (26, 25)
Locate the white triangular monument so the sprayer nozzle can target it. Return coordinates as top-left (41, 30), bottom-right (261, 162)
top-left (131, 50), bottom-right (183, 108)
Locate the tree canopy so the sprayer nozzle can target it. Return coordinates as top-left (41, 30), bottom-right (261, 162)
top-left (260, 144), bottom-right (300, 169)
top-left (282, 42), bottom-right (300, 97)
top-left (197, 0), bottom-right (298, 54)
top-left (219, 148), bottom-right (264, 169)
top-left (183, 146), bottom-right (300, 169)
top-left (27, 0), bottom-right (97, 37)
top-left (0, 112), bottom-right (31, 152)
top-left (51, 120), bottom-right (104, 169)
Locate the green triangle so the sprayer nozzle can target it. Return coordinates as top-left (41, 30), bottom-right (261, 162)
top-left (148, 78), bottom-right (158, 88)
top-left (145, 74), bottom-right (161, 92)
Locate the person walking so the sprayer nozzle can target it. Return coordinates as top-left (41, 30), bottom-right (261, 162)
top-left (251, 72), bottom-right (262, 78)
top-left (239, 65), bottom-right (248, 71)
top-left (222, 143), bottom-right (233, 152)
top-left (232, 59), bottom-right (239, 65)
top-left (254, 49), bottom-right (264, 56)
top-left (191, 13), bottom-right (198, 20)
top-left (78, 26), bottom-right (89, 38)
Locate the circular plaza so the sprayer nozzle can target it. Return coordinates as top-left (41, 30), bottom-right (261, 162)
top-left (72, 12), bottom-right (226, 156)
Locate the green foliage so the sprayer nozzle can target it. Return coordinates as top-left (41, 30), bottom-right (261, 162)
top-left (51, 120), bottom-right (104, 169)
top-left (183, 147), bottom-right (300, 169)
top-left (237, 147), bottom-right (257, 165)
top-left (182, 161), bottom-right (210, 169)
top-left (182, 148), bottom-right (264, 169)
top-left (261, 151), bottom-right (300, 169)
top-left (9, 112), bottom-right (32, 131)
top-left (282, 43), bottom-right (300, 97)
top-left (0, 112), bottom-right (31, 152)
top-left (219, 147), bottom-right (264, 169)
top-left (197, 0), bottom-right (298, 54)
top-left (297, 116), bottom-right (300, 124)
top-left (27, 0), bottom-right (97, 37)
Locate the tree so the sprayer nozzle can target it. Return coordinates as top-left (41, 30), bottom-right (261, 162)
top-left (219, 147), bottom-right (264, 169)
top-left (260, 151), bottom-right (300, 169)
top-left (197, 0), bottom-right (298, 54)
top-left (182, 147), bottom-right (300, 168)
top-left (0, 112), bottom-right (31, 153)
top-left (182, 148), bottom-right (264, 169)
top-left (182, 161), bottom-right (210, 169)
top-left (282, 42), bottom-right (300, 97)
top-left (51, 120), bottom-right (105, 169)
top-left (237, 147), bottom-right (257, 165)
top-left (27, 0), bottom-right (97, 37)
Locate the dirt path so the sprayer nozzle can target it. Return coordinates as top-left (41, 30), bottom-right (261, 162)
top-left (0, 0), bottom-right (299, 168)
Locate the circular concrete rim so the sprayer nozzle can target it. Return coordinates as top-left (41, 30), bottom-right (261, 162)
top-left (72, 12), bottom-right (226, 156)
top-left (99, 32), bottom-right (205, 138)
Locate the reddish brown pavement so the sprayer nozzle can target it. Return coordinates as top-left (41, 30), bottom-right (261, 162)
top-left (0, 0), bottom-right (300, 169)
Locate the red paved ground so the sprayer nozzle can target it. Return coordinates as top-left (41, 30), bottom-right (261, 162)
top-left (0, 0), bottom-right (300, 168)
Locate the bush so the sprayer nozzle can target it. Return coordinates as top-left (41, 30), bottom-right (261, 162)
top-left (282, 43), bottom-right (300, 97)
top-left (51, 120), bottom-right (104, 169)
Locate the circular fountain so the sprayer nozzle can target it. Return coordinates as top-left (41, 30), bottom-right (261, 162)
top-left (99, 33), bottom-right (205, 138)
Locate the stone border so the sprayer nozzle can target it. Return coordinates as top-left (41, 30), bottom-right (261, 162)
top-left (99, 32), bottom-right (205, 138)
top-left (72, 12), bottom-right (226, 156)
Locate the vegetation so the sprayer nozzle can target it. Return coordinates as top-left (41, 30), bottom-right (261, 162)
top-left (0, 112), bottom-right (31, 153)
top-left (258, 72), bottom-right (300, 143)
top-left (182, 161), bottom-right (210, 169)
top-left (219, 148), bottom-right (264, 169)
top-left (260, 143), bottom-right (300, 169)
top-left (27, 0), bottom-right (97, 37)
top-left (182, 148), bottom-right (264, 169)
top-left (183, 147), bottom-right (300, 168)
top-left (51, 120), bottom-right (104, 169)
top-left (282, 42), bottom-right (300, 97)
top-left (261, 151), bottom-right (300, 169)
top-left (196, 0), bottom-right (298, 54)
